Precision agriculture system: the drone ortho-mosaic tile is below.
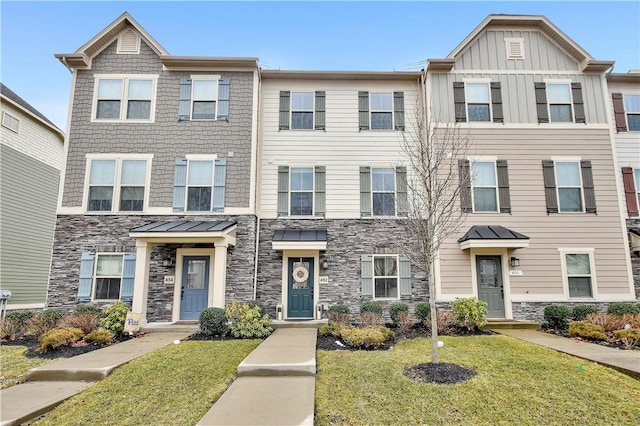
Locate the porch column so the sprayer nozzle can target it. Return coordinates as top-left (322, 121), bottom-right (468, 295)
top-left (132, 240), bottom-right (151, 325)
top-left (212, 240), bottom-right (228, 308)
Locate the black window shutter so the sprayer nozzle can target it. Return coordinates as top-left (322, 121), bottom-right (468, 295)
top-left (612, 93), bottom-right (628, 132)
top-left (359, 166), bottom-right (371, 216)
top-left (581, 160), bottom-right (596, 214)
top-left (458, 159), bottom-right (472, 212)
top-left (496, 160), bottom-right (511, 213)
top-left (315, 91), bottom-right (325, 130)
top-left (279, 91), bottom-right (290, 130)
top-left (542, 160), bottom-right (558, 213)
top-left (314, 166), bottom-right (326, 215)
top-left (491, 82), bottom-right (504, 123)
top-left (394, 91), bottom-right (405, 130)
top-left (453, 82), bottom-right (466, 123)
top-left (572, 83), bottom-right (586, 124)
top-left (396, 166), bottom-right (408, 216)
top-left (535, 82), bottom-right (549, 123)
top-left (622, 167), bottom-right (639, 216)
top-left (178, 78), bottom-right (192, 121)
top-left (277, 166), bottom-right (289, 216)
top-left (217, 77), bottom-right (230, 119)
top-left (358, 91), bottom-right (369, 130)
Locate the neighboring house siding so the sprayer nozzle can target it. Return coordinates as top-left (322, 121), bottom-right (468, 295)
top-left (430, 72), bottom-right (607, 124)
top-left (260, 80), bottom-right (419, 219)
top-left (0, 144), bottom-right (60, 306)
top-left (61, 40), bottom-right (254, 209)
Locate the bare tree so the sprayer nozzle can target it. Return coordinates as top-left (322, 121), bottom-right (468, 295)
top-left (398, 99), bottom-right (471, 364)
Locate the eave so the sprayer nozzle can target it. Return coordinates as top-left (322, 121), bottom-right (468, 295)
top-left (161, 56), bottom-right (259, 71)
top-left (0, 94), bottom-right (64, 141)
top-left (260, 70), bottom-right (421, 81)
top-left (607, 72), bottom-right (640, 83)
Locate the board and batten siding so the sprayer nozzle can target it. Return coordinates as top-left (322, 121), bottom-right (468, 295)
top-left (1, 145), bottom-right (60, 306)
top-left (438, 128), bottom-right (632, 300)
top-left (430, 72), bottom-right (607, 124)
top-left (259, 79), bottom-right (420, 219)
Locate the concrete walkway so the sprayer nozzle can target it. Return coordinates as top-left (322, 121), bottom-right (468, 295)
top-left (197, 328), bottom-right (317, 426)
top-left (0, 332), bottom-right (190, 426)
top-left (492, 328), bottom-right (640, 379)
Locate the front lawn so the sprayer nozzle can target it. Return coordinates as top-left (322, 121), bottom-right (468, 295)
top-left (316, 335), bottom-right (640, 425)
top-left (0, 345), bottom-right (59, 389)
top-left (33, 339), bottom-right (260, 426)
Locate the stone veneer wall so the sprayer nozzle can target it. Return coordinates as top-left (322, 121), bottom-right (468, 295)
top-left (256, 218), bottom-right (429, 320)
top-left (628, 219), bottom-right (640, 300)
top-left (47, 215), bottom-right (256, 322)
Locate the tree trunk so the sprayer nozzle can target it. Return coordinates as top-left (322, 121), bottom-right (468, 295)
top-left (428, 263), bottom-right (438, 364)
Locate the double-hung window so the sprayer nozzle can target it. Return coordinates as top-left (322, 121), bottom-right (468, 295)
top-left (278, 91), bottom-right (325, 130)
top-left (373, 255), bottom-right (399, 299)
top-left (625, 95), bottom-right (640, 131)
top-left (191, 78), bottom-right (218, 120)
top-left (290, 167), bottom-right (314, 215)
top-left (453, 81), bottom-right (503, 123)
top-left (564, 252), bottom-right (594, 298)
top-left (87, 156), bottom-right (150, 212)
top-left (547, 84), bottom-right (573, 122)
top-left (94, 254), bottom-right (124, 300)
top-left (94, 75), bottom-right (157, 121)
top-left (291, 92), bottom-right (314, 129)
top-left (277, 166), bottom-right (325, 217)
top-left (358, 91), bottom-right (405, 131)
top-left (555, 161), bottom-right (583, 212)
top-left (370, 93), bottom-right (394, 129)
top-left (472, 162), bottom-right (498, 212)
top-left (466, 83), bottom-right (491, 122)
top-left (187, 160), bottom-right (215, 211)
top-left (372, 168), bottom-right (396, 216)
top-left (535, 81), bottom-right (585, 124)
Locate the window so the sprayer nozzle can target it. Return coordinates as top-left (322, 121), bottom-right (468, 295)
top-left (372, 168), bottom-right (396, 216)
top-left (472, 162), bottom-right (498, 212)
top-left (358, 91), bottom-right (404, 131)
top-left (192, 78), bottom-right (218, 120)
top-left (94, 254), bottom-right (124, 300)
top-left (565, 253), bottom-right (593, 298)
top-left (547, 84), bottom-right (573, 122)
top-left (172, 157), bottom-right (226, 213)
top-left (94, 76), bottom-right (156, 121)
top-left (542, 160), bottom-right (596, 214)
top-left (535, 82), bottom-right (585, 124)
top-left (86, 156), bottom-right (150, 212)
top-left (373, 255), bottom-right (399, 299)
top-left (453, 82), bottom-right (503, 123)
top-left (187, 160), bottom-right (215, 211)
top-left (290, 167), bottom-right (314, 215)
top-left (291, 92), bottom-right (314, 129)
top-left (1, 111), bottom-right (19, 132)
top-left (466, 83), bottom-right (491, 122)
top-left (279, 91), bottom-right (325, 130)
top-left (555, 161), bottom-right (583, 212)
top-left (624, 95), bottom-right (640, 131)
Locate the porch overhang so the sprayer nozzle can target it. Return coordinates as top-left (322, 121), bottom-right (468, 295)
top-left (129, 220), bottom-right (237, 246)
top-left (458, 225), bottom-right (529, 250)
top-left (272, 229), bottom-right (327, 251)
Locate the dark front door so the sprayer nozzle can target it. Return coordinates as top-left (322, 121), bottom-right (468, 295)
top-left (180, 256), bottom-right (210, 320)
top-left (288, 257), bottom-right (314, 318)
top-left (476, 255), bottom-right (505, 318)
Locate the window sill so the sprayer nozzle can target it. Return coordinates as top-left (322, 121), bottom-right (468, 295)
top-left (277, 215), bottom-right (325, 219)
top-left (91, 119), bottom-right (155, 124)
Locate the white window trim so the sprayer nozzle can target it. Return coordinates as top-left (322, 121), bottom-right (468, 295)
top-left (624, 94), bottom-right (640, 131)
top-left (116, 29), bottom-right (140, 54)
top-left (289, 166), bottom-right (315, 216)
top-left (558, 248), bottom-right (597, 300)
top-left (504, 37), bottom-right (525, 60)
top-left (553, 160), bottom-right (585, 213)
top-left (471, 160), bottom-right (500, 213)
top-left (371, 167), bottom-right (397, 217)
top-left (92, 253), bottom-right (125, 302)
top-left (1, 111), bottom-right (19, 132)
top-left (543, 79), bottom-right (574, 124)
top-left (290, 91), bottom-right (315, 130)
top-left (185, 154), bottom-right (218, 212)
top-left (462, 79), bottom-right (493, 123)
top-left (91, 74), bottom-right (159, 123)
top-left (83, 154), bottom-right (153, 213)
top-left (369, 92), bottom-right (394, 131)
top-left (372, 254), bottom-right (400, 300)
top-left (190, 75), bottom-right (221, 121)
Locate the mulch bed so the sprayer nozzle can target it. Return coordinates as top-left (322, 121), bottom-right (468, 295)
top-left (542, 326), bottom-right (639, 351)
top-left (404, 362), bottom-right (477, 384)
top-left (1, 334), bottom-right (134, 359)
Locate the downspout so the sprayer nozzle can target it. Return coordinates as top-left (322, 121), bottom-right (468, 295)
top-left (252, 67), bottom-right (262, 300)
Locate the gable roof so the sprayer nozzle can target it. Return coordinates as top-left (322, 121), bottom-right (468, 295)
top-left (427, 14), bottom-right (614, 72)
top-left (1, 83), bottom-right (64, 140)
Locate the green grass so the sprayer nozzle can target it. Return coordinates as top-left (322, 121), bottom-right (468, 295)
top-left (316, 336), bottom-right (640, 425)
top-left (0, 345), bottom-right (58, 389)
top-left (34, 340), bottom-right (260, 426)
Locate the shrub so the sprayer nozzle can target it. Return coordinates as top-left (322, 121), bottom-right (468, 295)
top-left (60, 312), bottom-right (100, 334)
top-left (571, 305), bottom-right (599, 321)
top-left (73, 304), bottom-right (102, 317)
top-left (426, 309), bottom-right (457, 336)
top-left (328, 304), bottom-right (350, 324)
top-left (621, 313), bottom-right (640, 329)
top-left (360, 301), bottom-right (383, 316)
top-left (25, 309), bottom-right (63, 338)
top-left (614, 328), bottom-right (640, 349)
top-left (544, 305), bottom-right (571, 330)
top-left (225, 300), bottom-right (273, 339)
top-left (245, 300), bottom-right (268, 318)
top-left (568, 321), bottom-right (607, 341)
top-left (100, 301), bottom-right (129, 336)
top-left (607, 303), bottom-right (640, 316)
top-left (199, 307), bottom-right (229, 337)
top-left (39, 327), bottom-right (84, 352)
top-left (452, 298), bottom-right (488, 331)
top-left (414, 302), bottom-right (431, 324)
top-left (359, 311), bottom-right (383, 327)
top-left (340, 326), bottom-right (394, 350)
top-left (6, 310), bottom-right (34, 325)
top-left (0, 318), bottom-right (22, 340)
top-left (389, 303), bottom-right (409, 325)
top-left (586, 313), bottom-right (628, 333)
top-left (396, 311), bottom-right (415, 336)
top-left (83, 329), bottom-right (114, 345)
top-left (319, 323), bottom-right (345, 338)
top-left (39, 308), bottom-right (63, 323)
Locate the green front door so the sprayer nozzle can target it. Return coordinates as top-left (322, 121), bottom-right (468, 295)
top-left (476, 255), bottom-right (505, 318)
top-left (288, 257), bottom-right (314, 318)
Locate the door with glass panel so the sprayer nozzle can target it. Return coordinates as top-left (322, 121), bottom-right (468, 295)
top-left (476, 256), bottom-right (505, 318)
top-left (180, 256), bottom-right (210, 320)
top-left (288, 257), bottom-right (314, 318)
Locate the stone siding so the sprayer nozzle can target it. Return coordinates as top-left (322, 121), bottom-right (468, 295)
top-left (47, 215), bottom-right (256, 322)
top-left (627, 219), bottom-right (640, 300)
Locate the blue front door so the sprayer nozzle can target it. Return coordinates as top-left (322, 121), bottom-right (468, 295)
top-left (288, 257), bottom-right (314, 318)
top-left (180, 256), bottom-right (210, 320)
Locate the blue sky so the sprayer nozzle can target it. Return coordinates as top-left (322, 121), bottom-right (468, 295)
top-left (2, 1), bottom-right (639, 130)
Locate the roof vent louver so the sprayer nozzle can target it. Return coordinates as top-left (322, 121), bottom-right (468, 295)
top-left (505, 38), bottom-right (524, 60)
top-left (117, 29), bottom-right (140, 54)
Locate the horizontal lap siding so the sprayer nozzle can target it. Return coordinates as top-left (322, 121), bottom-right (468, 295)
top-left (438, 128), bottom-right (631, 298)
top-left (260, 80), bottom-right (420, 218)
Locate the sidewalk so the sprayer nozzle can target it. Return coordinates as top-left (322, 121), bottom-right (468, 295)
top-left (1, 332), bottom-right (191, 426)
top-left (491, 328), bottom-right (640, 379)
top-left (197, 328), bottom-right (317, 426)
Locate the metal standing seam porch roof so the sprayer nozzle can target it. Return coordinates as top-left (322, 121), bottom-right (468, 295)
top-left (458, 225), bottom-right (530, 250)
top-left (129, 220), bottom-right (237, 244)
top-left (272, 229), bottom-right (327, 251)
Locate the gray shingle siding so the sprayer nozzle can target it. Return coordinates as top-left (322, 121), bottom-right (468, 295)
top-left (62, 40), bottom-right (254, 209)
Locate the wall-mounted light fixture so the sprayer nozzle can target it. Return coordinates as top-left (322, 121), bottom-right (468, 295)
top-left (322, 259), bottom-right (329, 269)
top-left (510, 257), bottom-right (520, 268)
top-left (163, 257), bottom-right (174, 267)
